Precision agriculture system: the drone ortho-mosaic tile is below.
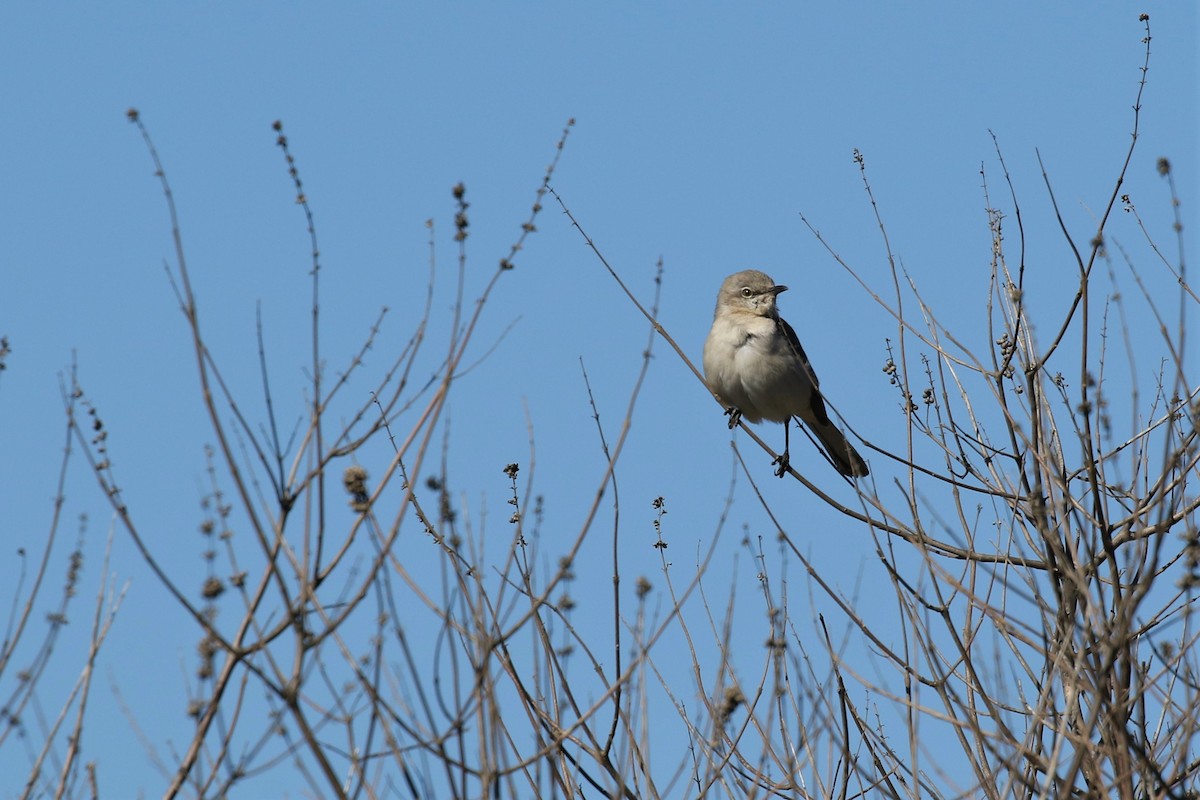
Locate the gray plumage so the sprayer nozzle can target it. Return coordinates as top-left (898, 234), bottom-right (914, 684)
top-left (703, 269), bottom-right (868, 478)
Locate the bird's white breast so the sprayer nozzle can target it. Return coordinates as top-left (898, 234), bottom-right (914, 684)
top-left (703, 312), bottom-right (804, 423)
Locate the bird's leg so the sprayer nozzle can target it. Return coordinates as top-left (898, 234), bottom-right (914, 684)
top-left (773, 418), bottom-right (791, 477)
top-left (724, 407), bottom-right (743, 430)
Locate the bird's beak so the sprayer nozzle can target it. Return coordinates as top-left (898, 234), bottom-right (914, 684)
top-left (770, 285), bottom-right (788, 295)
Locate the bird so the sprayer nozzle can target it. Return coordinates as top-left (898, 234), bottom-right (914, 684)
top-left (703, 269), bottom-right (869, 478)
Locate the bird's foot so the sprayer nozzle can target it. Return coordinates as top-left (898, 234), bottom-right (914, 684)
top-left (724, 407), bottom-right (743, 430)
top-left (772, 451), bottom-right (790, 478)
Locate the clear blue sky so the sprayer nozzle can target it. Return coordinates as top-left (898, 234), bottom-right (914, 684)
top-left (1, 4), bottom-right (1195, 796)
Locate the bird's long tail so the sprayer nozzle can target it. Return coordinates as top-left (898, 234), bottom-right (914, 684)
top-left (809, 421), bottom-right (869, 477)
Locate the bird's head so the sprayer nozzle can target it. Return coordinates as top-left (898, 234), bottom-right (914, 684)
top-left (717, 269), bottom-right (788, 317)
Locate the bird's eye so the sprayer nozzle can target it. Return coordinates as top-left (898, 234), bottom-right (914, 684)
top-left (740, 287), bottom-right (753, 297)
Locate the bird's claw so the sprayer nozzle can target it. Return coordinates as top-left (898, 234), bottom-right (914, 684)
top-left (724, 407), bottom-right (742, 430)
top-left (772, 452), bottom-right (790, 478)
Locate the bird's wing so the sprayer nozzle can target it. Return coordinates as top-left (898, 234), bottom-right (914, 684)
top-left (776, 316), bottom-right (833, 426)
top-left (775, 316), bottom-right (816, 384)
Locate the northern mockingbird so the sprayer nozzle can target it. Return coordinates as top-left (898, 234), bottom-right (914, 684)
top-left (703, 269), bottom-right (869, 478)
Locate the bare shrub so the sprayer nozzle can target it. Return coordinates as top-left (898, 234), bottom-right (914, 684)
top-left (10, 16), bottom-right (1194, 800)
